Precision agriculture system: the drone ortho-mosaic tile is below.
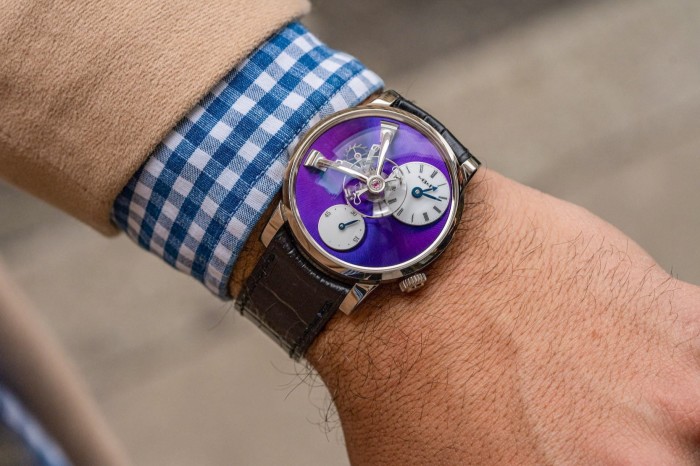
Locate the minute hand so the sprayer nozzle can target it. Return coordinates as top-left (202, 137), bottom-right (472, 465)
top-left (374, 121), bottom-right (399, 176)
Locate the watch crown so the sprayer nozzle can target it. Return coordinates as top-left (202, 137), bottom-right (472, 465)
top-left (399, 273), bottom-right (427, 293)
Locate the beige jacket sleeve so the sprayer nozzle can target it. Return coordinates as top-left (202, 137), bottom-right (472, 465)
top-left (0, 0), bottom-right (310, 235)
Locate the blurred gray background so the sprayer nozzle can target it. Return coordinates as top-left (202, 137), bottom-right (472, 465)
top-left (1, 0), bottom-right (698, 464)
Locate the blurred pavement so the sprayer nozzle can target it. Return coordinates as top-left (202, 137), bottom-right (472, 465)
top-left (0, 0), bottom-right (698, 464)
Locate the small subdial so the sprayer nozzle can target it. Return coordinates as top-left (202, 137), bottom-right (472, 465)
top-left (393, 162), bottom-right (450, 226)
top-left (343, 158), bottom-right (408, 218)
top-left (318, 204), bottom-right (366, 251)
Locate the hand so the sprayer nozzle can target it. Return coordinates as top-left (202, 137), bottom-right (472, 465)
top-left (308, 169), bottom-right (700, 465)
top-left (338, 219), bottom-right (360, 231)
top-left (411, 185), bottom-right (442, 201)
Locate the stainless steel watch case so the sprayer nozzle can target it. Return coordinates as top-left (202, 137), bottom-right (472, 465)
top-left (260, 91), bottom-right (479, 314)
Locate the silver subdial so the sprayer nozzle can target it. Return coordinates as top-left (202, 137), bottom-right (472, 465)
top-left (393, 161), bottom-right (450, 226)
top-left (318, 204), bottom-right (366, 251)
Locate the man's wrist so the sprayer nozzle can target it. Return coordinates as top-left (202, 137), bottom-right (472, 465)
top-left (304, 167), bottom-right (700, 464)
top-left (303, 169), bottom-right (495, 463)
top-left (305, 168), bottom-right (491, 386)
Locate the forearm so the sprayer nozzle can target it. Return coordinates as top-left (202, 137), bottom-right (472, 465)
top-left (307, 169), bottom-right (700, 465)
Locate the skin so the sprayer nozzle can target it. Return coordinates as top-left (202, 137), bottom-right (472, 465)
top-left (297, 169), bottom-right (700, 465)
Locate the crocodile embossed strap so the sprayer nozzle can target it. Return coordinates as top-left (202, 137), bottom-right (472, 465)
top-left (390, 95), bottom-right (475, 165)
top-left (236, 224), bottom-right (352, 360)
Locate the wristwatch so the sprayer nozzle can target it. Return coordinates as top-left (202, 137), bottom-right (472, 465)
top-left (236, 90), bottom-right (480, 359)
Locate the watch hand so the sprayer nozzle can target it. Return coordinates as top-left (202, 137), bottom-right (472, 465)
top-left (421, 192), bottom-right (442, 201)
top-left (374, 121), bottom-right (399, 176)
top-left (304, 150), bottom-right (369, 183)
top-left (338, 219), bottom-right (360, 231)
top-left (411, 186), bottom-right (442, 201)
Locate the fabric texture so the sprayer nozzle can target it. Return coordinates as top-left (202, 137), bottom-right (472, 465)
top-left (113, 22), bottom-right (383, 297)
top-left (0, 383), bottom-right (71, 466)
top-left (0, 0), bottom-right (309, 235)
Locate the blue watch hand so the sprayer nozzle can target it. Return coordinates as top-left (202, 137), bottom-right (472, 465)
top-left (421, 192), bottom-right (441, 201)
top-left (338, 219), bottom-right (360, 230)
top-left (411, 186), bottom-right (442, 201)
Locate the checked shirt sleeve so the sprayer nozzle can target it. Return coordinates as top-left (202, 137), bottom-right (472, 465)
top-left (112, 22), bottom-right (383, 298)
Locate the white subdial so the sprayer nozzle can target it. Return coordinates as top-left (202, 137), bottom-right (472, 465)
top-left (318, 204), bottom-right (366, 251)
top-left (393, 162), bottom-right (450, 226)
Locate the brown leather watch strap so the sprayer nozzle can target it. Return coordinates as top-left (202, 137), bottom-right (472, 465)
top-left (236, 223), bottom-right (352, 360)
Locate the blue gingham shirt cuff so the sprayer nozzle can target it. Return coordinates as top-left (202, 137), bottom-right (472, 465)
top-left (112, 22), bottom-right (383, 298)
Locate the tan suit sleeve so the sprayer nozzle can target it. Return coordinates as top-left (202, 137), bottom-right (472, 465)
top-left (0, 0), bottom-right (310, 235)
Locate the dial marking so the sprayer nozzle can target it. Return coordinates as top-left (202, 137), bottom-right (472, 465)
top-left (387, 198), bottom-right (398, 204)
top-left (423, 212), bottom-right (429, 222)
top-left (419, 164), bottom-right (424, 173)
top-left (430, 169), bottom-right (438, 178)
top-left (397, 207), bottom-right (404, 217)
top-left (433, 206), bottom-right (442, 214)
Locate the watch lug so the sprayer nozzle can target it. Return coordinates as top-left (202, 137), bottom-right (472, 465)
top-left (369, 90), bottom-right (400, 107)
top-left (458, 154), bottom-right (481, 190)
top-left (260, 202), bottom-right (286, 247)
top-left (339, 283), bottom-right (378, 315)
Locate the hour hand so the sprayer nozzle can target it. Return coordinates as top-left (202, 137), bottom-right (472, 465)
top-left (304, 150), bottom-right (369, 183)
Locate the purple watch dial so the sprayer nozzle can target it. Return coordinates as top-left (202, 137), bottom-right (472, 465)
top-left (291, 115), bottom-right (454, 271)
